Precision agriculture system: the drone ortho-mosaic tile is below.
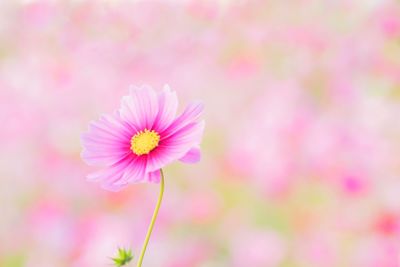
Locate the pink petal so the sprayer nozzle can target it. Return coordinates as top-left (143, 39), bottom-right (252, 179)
top-left (87, 154), bottom-right (147, 190)
top-left (147, 169), bottom-right (161, 183)
top-left (179, 146), bottom-right (201, 164)
top-left (81, 112), bottom-right (133, 166)
top-left (81, 149), bottom-right (131, 167)
top-left (87, 113), bottom-right (132, 141)
top-left (146, 120), bottom-right (205, 172)
top-left (114, 156), bottom-right (147, 185)
top-left (153, 85), bottom-right (178, 132)
top-left (119, 85), bottom-right (159, 130)
top-left (101, 183), bottom-right (128, 192)
top-left (145, 151), bottom-right (170, 173)
top-left (160, 101), bottom-right (204, 140)
top-left (86, 154), bottom-right (135, 191)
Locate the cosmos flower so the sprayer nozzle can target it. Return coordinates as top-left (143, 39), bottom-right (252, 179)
top-left (81, 84), bottom-right (205, 191)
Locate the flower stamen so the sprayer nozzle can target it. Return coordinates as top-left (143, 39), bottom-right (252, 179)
top-left (130, 129), bottom-right (160, 156)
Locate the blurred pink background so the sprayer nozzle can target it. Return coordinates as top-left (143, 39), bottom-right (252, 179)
top-left (1, 0), bottom-right (400, 266)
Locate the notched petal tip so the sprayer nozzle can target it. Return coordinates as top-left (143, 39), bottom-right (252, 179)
top-left (80, 150), bottom-right (100, 167)
top-left (101, 182), bottom-right (127, 192)
top-left (86, 170), bottom-right (103, 182)
top-left (128, 84), bottom-right (141, 92)
top-left (180, 146), bottom-right (201, 164)
top-left (184, 101), bottom-right (205, 121)
top-left (163, 84), bottom-right (172, 92)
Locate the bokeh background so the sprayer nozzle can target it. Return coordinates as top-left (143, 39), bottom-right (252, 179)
top-left (1, 0), bottom-right (400, 266)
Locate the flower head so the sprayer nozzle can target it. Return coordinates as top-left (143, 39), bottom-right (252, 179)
top-left (81, 84), bottom-right (205, 191)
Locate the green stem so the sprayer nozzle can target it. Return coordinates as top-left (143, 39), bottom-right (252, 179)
top-left (136, 169), bottom-right (165, 267)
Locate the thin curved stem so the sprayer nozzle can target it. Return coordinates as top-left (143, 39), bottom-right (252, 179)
top-left (136, 169), bottom-right (165, 267)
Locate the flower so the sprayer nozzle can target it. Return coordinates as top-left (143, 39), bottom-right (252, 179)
top-left (81, 84), bottom-right (205, 191)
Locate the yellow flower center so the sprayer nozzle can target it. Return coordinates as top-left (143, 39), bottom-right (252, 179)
top-left (130, 129), bottom-right (160, 156)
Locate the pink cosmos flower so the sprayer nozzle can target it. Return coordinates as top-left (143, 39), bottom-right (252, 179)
top-left (81, 85), bottom-right (205, 191)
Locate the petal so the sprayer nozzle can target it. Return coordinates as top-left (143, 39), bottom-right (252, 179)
top-left (161, 101), bottom-right (204, 139)
top-left (81, 112), bottom-right (133, 166)
top-left (179, 146), bottom-right (201, 164)
top-left (81, 149), bottom-right (131, 167)
top-left (147, 120), bottom-right (205, 172)
top-left (101, 183), bottom-right (128, 192)
top-left (147, 169), bottom-right (161, 183)
top-left (119, 85), bottom-right (159, 130)
top-left (145, 149), bottom-right (170, 173)
top-left (86, 155), bottom-right (135, 191)
top-left (153, 84), bottom-right (178, 132)
top-left (114, 156), bottom-right (147, 185)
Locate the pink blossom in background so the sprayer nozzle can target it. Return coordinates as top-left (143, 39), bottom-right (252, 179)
top-left (232, 230), bottom-right (286, 267)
